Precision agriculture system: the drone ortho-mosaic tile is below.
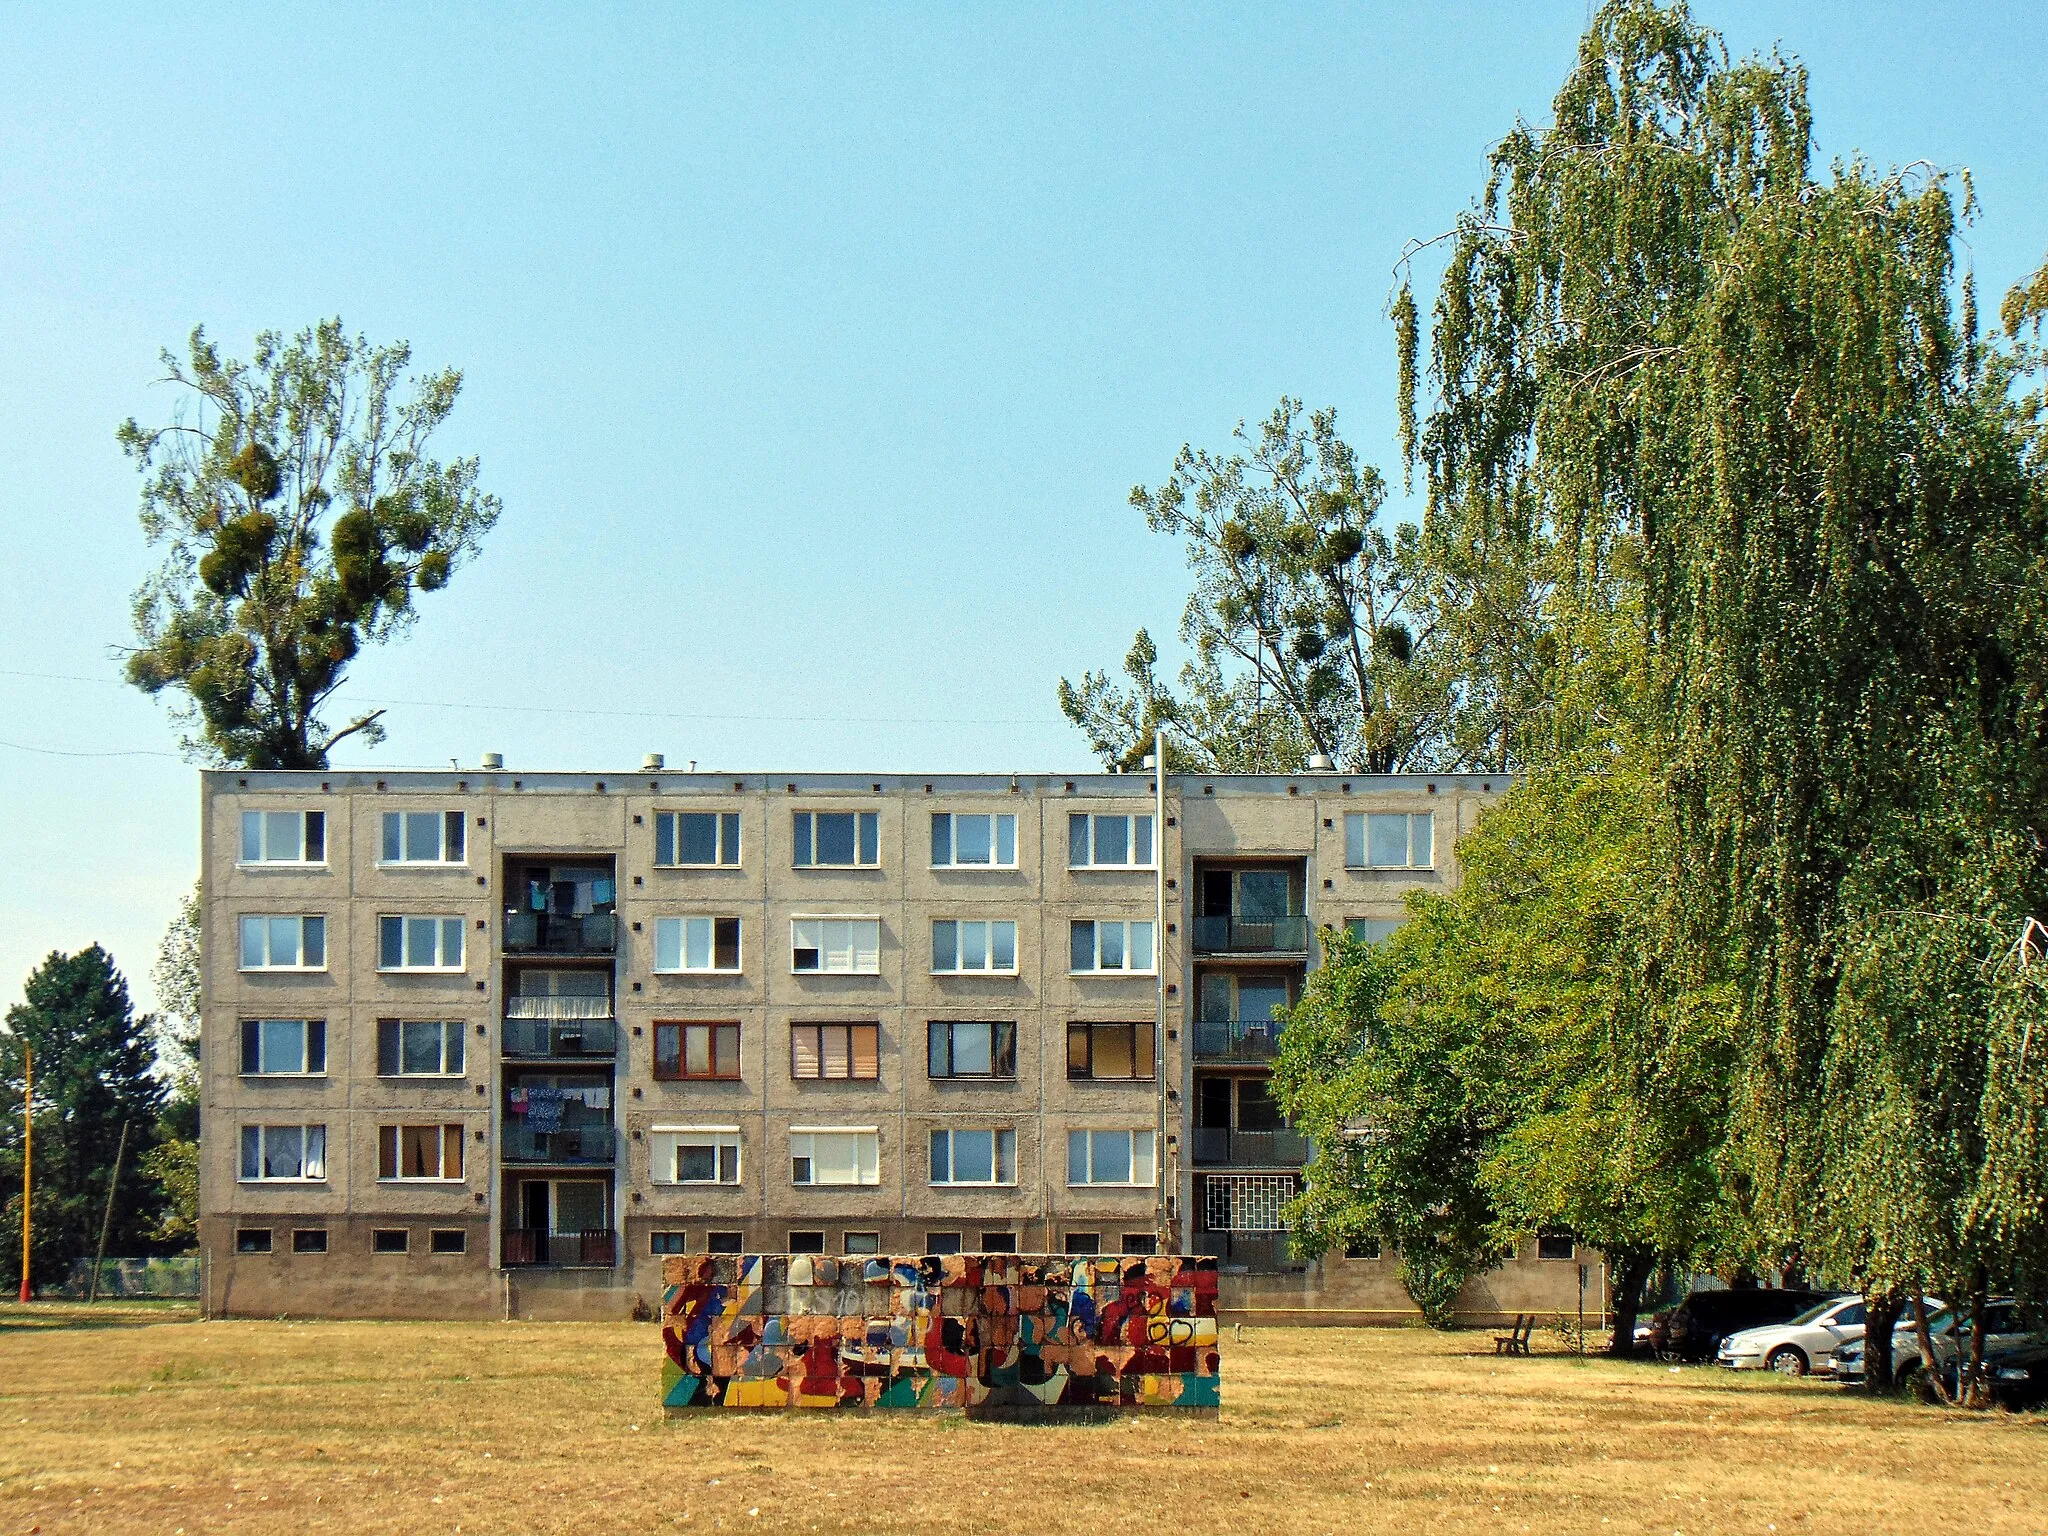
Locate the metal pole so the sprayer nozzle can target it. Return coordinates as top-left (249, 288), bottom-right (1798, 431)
top-left (17, 1046), bottom-right (29, 1303)
top-left (88, 1122), bottom-right (129, 1304)
top-left (1154, 726), bottom-right (1169, 1253)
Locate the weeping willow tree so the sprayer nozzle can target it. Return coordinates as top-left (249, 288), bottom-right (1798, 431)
top-left (1397, 0), bottom-right (2048, 1377)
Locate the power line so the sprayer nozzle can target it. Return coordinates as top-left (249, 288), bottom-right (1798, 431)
top-left (0, 737), bottom-right (179, 759)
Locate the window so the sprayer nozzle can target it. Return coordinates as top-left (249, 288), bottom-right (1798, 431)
top-left (925, 1231), bottom-right (963, 1256)
top-left (240, 809), bottom-right (325, 864)
top-left (1197, 973), bottom-right (1290, 1025)
top-left (1066, 1021), bottom-right (1156, 1080)
top-left (1536, 1231), bottom-right (1576, 1261)
top-left (1069, 919), bottom-right (1155, 974)
top-left (235, 1228), bottom-right (273, 1254)
top-left (1344, 917), bottom-right (1404, 946)
top-left (790, 917), bottom-right (881, 975)
top-left (789, 1129), bottom-right (880, 1186)
top-left (372, 1229), bottom-right (409, 1254)
top-left (927, 1019), bottom-right (1017, 1080)
top-left (1346, 811), bottom-right (1434, 870)
top-left (429, 1229), bottom-right (467, 1255)
top-left (655, 810), bottom-right (741, 867)
top-left (979, 1231), bottom-right (1018, 1253)
top-left (706, 1231), bottom-right (744, 1254)
top-left (787, 1230), bottom-right (826, 1253)
top-left (789, 1022), bottom-right (880, 1080)
top-left (1120, 1233), bottom-right (1159, 1256)
top-left (650, 1127), bottom-right (742, 1184)
top-left (1343, 1236), bottom-right (1384, 1260)
top-left (378, 915), bottom-right (465, 971)
top-left (378, 1124), bottom-right (466, 1181)
top-left (793, 811), bottom-right (879, 868)
top-left (238, 1124), bottom-right (327, 1181)
top-left (1066, 1129), bottom-right (1157, 1186)
top-left (843, 1231), bottom-right (881, 1255)
top-left (1063, 1232), bottom-right (1101, 1256)
top-left (238, 915), bottom-right (326, 971)
top-left (654, 1022), bottom-right (742, 1081)
top-left (654, 916), bottom-right (742, 972)
top-left (381, 810), bottom-right (466, 864)
top-left (377, 1019), bottom-right (465, 1076)
top-left (292, 1228), bottom-right (329, 1255)
top-left (650, 1231), bottom-right (688, 1255)
top-left (931, 813), bottom-right (1017, 867)
top-left (931, 919), bottom-right (1017, 974)
top-left (929, 1128), bottom-right (1017, 1185)
top-left (1068, 812), bottom-right (1154, 868)
top-left (240, 1018), bottom-right (326, 1076)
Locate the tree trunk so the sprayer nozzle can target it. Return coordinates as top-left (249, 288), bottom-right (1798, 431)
top-left (1606, 1247), bottom-right (1656, 1357)
top-left (1863, 1289), bottom-right (1902, 1393)
top-left (1963, 1270), bottom-right (1990, 1410)
top-left (1911, 1290), bottom-right (1954, 1405)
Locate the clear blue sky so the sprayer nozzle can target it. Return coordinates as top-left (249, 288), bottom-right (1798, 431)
top-left (3, 1), bottom-right (2043, 1015)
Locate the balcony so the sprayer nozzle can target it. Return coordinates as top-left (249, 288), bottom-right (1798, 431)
top-left (501, 1125), bottom-right (615, 1164)
top-left (504, 911), bottom-right (616, 954)
top-left (1191, 1127), bottom-right (1311, 1166)
top-left (502, 1014), bottom-right (617, 1059)
top-left (1194, 1017), bottom-right (1283, 1061)
top-left (1193, 915), bottom-right (1308, 954)
top-left (501, 1228), bottom-right (617, 1268)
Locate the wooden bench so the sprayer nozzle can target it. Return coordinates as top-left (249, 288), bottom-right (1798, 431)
top-left (1493, 1314), bottom-right (1535, 1356)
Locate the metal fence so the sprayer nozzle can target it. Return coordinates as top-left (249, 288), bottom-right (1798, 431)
top-left (61, 1256), bottom-right (201, 1299)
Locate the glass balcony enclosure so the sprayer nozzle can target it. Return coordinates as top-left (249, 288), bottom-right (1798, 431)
top-left (504, 861), bottom-right (617, 952)
top-left (502, 1071), bottom-right (614, 1163)
top-left (1195, 864), bottom-right (1306, 953)
top-left (1195, 972), bottom-right (1293, 1058)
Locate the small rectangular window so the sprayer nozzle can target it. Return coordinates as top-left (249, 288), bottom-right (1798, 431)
top-left (1536, 1231), bottom-right (1576, 1261)
top-left (1068, 920), bottom-right (1155, 973)
top-left (654, 916), bottom-right (742, 972)
top-left (1066, 1129), bottom-right (1156, 1186)
top-left (789, 1130), bottom-right (880, 1186)
top-left (930, 919), bottom-right (1018, 974)
top-left (235, 1228), bottom-right (273, 1254)
top-left (979, 1231), bottom-right (1018, 1253)
top-left (1063, 1232), bottom-right (1102, 1256)
top-left (1065, 1021), bottom-right (1156, 1081)
top-left (238, 915), bottom-right (327, 971)
top-left (292, 1228), bottom-right (329, 1255)
top-left (1067, 813), bottom-right (1155, 869)
top-left (237, 1124), bottom-right (327, 1181)
top-left (653, 1021), bottom-right (742, 1081)
top-left (706, 1231), bottom-right (744, 1254)
top-left (650, 1231), bottom-right (688, 1255)
top-left (1343, 1237), bottom-right (1384, 1260)
top-left (656, 811), bottom-right (741, 867)
top-left (789, 1023), bottom-right (880, 1080)
top-left (928, 1127), bottom-right (1017, 1185)
top-left (1347, 811), bottom-right (1434, 870)
top-left (842, 1231), bottom-right (881, 1255)
top-left (240, 1018), bottom-right (326, 1076)
top-left (378, 915), bottom-right (466, 971)
top-left (1120, 1233), bottom-right (1160, 1256)
top-left (792, 811), bottom-right (880, 868)
top-left (931, 812), bottom-right (1017, 867)
top-left (788, 1230), bottom-right (826, 1253)
top-left (372, 1229), bottom-right (410, 1254)
top-left (240, 810), bottom-right (325, 864)
top-left (428, 1229), bottom-right (467, 1255)
top-left (927, 1020), bottom-right (1017, 1079)
top-left (650, 1130), bottom-right (743, 1184)
top-left (924, 1231), bottom-right (963, 1256)
top-left (790, 917), bottom-right (881, 974)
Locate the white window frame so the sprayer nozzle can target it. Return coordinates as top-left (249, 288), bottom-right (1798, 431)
top-left (238, 915), bottom-right (327, 972)
top-left (653, 916), bottom-right (743, 973)
top-left (1065, 1128), bottom-right (1157, 1188)
top-left (649, 1125), bottom-right (743, 1186)
top-left (238, 1123), bottom-right (327, 1182)
top-left (928, 1127), bottom-right (1017, 1187)
top-left (655, 810), bottom-right (742, 868)
top-left (790, 916), bottom-right (882, 975)
top-left (930, 812), bottom-right (1018, 868)
top-left (1346, 811), bottom-right (1435, 870)
top-left (1067, 812), bottom-right (1155, 870)
top-left (239, 809), bottom-right (326, 866)
top-left (1344, 917), bottom-right (1405, 946)
top-left (1068, 919), bottom-right (1156, 974)
top-left (379, 809), bottom-right (467, 866)
top-left (240, 1018), bottom-right (325, 1077)
top-left (378, 1123), bottom-right (466, 1182)
top-left (930, 918), bottom-right (1018, 974)
top-left (792, 810), bottom-right (881, 868)
top-left (378, 914), bottom-right (467, 972)
top-left (788, 1127), bottom-right (881, 1187)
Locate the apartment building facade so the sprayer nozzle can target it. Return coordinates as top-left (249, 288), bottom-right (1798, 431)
top-left (199, 764), bottom-right (1597, 1321)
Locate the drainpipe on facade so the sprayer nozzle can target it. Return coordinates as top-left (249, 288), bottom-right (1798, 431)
top-left (1154, 727), bottom-right (1169, 1254)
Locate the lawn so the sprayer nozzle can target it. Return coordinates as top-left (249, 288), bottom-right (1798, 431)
top-left (1, 1303), bottom-right (2042, 1535)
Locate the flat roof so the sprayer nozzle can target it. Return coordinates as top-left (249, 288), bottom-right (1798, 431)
top-left (202, 768), bottom-right (1512, 796)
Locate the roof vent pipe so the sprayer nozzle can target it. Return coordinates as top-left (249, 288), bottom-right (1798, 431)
top-left (1306, 752), bottom-right (1337, 772)
top-left (481, 752), bottom-right (505, 771)
top-left (643, 753), bottom-right (665, 772)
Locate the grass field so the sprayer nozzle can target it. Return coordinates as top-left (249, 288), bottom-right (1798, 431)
top-left (2, 1303), bottom-right (2043, 1535)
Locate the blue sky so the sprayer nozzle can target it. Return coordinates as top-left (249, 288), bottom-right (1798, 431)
top-left (3, 1), bottom-right (2043, 1014)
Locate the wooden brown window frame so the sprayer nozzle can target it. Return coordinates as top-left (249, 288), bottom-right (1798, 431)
top-left (653, 1020), bottom-right (742, 1081)
top-left (789, 1021), bottom-right (881, 1080)
top-left (1065, 1020), bottom-right (1156, 1081)
top-left (378, 1123), bottom-right (465, 1180)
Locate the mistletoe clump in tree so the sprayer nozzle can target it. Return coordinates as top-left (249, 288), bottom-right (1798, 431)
top-left (119, 320), bottom-right (501, 767)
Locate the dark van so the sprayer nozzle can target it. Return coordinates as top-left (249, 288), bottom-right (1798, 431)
top-left (1644, 1289), bottom-right (1832, 1362)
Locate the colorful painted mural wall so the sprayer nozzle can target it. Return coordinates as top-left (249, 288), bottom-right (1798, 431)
top-left (660, 1253), bottom-right (1221, 1416)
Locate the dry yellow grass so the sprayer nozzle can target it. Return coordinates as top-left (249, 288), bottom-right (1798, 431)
top-left (1, 1301), bottom-right (2043, 1535)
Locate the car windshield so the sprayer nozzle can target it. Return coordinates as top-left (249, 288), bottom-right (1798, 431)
top-left (1786, 1300), bottom-right (1839, 1326)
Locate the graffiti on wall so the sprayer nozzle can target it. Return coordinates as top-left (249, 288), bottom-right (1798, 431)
top-left (660, 1253), bottom-right (1220, 1416)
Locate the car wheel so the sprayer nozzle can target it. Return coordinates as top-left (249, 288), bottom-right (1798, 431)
top-left (1767, 1346), bottom-right (1809, 1377)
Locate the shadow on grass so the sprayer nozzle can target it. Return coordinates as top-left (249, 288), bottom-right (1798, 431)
top-left (0, 1301), bottom-right (199, 1333)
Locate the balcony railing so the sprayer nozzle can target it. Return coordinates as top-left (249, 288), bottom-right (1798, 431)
top-left (1194, 1017), bottom-right (1284, 1060)
top-left (501, 1228), bottom-right (617, 1268)
top-left (1191, 1127), bottom-right (1311, 1166)
top-left (1193, 915), bottom-right (1308, 954)
top-left (502, 1015), bottom-right (617, 1059)
top-left (505, 996), bottom-right (613, 1020)
top-left (501, 1124), bottom-right (615, 1164)
top-left (503, 912), bottom-right (617, 954)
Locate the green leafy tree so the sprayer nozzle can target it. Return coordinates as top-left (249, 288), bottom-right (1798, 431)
top-left (146, 881), bottom-right (202, 1236)
top-left (1, 948), bottom-right (167, 1291)
top-left (1061, 399), bottom-right (1475, 773)
top-left (120, 319), bottom-right (502, 767)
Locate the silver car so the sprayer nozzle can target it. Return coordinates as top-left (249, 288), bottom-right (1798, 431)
top-left (1717, 1295), bottom-right (1889, 1377)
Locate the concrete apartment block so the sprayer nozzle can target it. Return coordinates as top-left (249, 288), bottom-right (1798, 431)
top-left (199, 765), bottom-right (1601, 1323)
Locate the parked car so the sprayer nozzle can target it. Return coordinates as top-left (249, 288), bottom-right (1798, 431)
top-left (1717, 1294), bottom-right (1916, 1377)
top-left (1835, 1300), bottom-right (2046, 1403)
top-left (1639, 1289), bottom-right (1833, 1363)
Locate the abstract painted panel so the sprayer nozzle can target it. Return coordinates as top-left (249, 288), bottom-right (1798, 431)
top-left (660, 1253), bottom-right (1220, 1418)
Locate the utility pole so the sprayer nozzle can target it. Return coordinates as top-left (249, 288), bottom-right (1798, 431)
top-left (1153, 726), bottom-right (1170, 1254)
top-left (88, 1122), bottom-right (130, 1304)
top-left (17, 1045), bottom-right (30, 1304)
